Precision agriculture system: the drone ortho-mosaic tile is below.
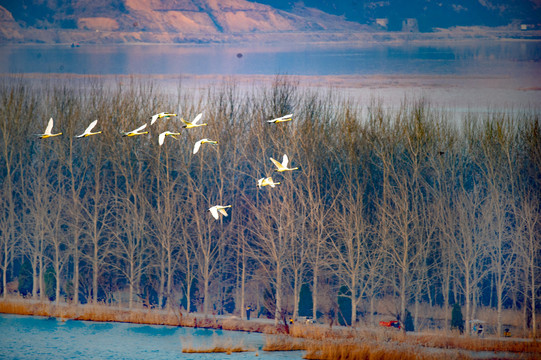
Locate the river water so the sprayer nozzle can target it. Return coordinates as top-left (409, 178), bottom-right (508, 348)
top-left (0, 41), bottom-right (540, 77)
top-left (1, 40), bottom-right (540, 113)
top-left (0, 314), bottom-right (302, 359)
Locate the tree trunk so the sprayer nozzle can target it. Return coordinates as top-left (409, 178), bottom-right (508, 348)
top-left (129, 260), bottom-right (134, 309)
top-left (54, 246), bottom-right (60, 304)
top-left (240, 248), bottom-right (246, 320)
top-left (497, 280), bottom-right (503, 337)
top-left (186, 281), bottom-right (191, 313)
top-left (400, 266), bottom-right (407, 333)
top-left (531, 257), bottom-right (537, 338)
top-left (73, 247), bottom-right (79, 304)
top-left (92, 248), bottom-right (99, 304)
top-left (293, 268), bottom-right (300, 321)
top-left (414, 292), bottom-right (419, 332)
top-left (351, 276), bottom-right (357, 327)
top-left (32, 255), bottom-right (38, 299)
top-left (274, 264), bottom-right (282, 326)
top-left (465, 275), bottom-right (471, 335)
top-left (203, 260), bottom-right (210, 315)
top-left (443, 261), bottom-right (450, 331)
top-left (312, 267), bottom-right (318, 321)
top-left (166, 251), bottom-right (172, 310)
top-left (158, 257), bottom-right (165, 309)
top-left (39, 253), bottom-right (44, 301)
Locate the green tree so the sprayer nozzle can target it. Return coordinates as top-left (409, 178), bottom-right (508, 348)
top-left (405, 309), bottom-right (415, 332)
top-left (17, 260), bottom-right (32, 296)
top-left (338, 285), bottom-right (352, 326)
top-left (298, 283), bottom-right (313, 317)
top-left (44, 266), bottom-right (56, 301)
top-left (451, 303), bottom-right (464, 333)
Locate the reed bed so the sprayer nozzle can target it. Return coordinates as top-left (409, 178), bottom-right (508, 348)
top-left (263, 335), bottom-right (306, 351)
top-left (180, 334), bottom-right (254, 354)
top-left (302, 340), bottom-right (473, 360)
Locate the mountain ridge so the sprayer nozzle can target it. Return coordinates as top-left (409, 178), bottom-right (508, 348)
top-left (0, 0), bottom-right (539, 44)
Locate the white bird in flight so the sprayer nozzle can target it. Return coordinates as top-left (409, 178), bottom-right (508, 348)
top-left (158, 131), bottom-right (181, 146)
top-left (38, 118), bottom-right (62, 139)
top-left (182, 112), bottom-right (207, 129)
top-left (267, 114), bottom-right (293, 124)
top-left (150, 112), bottom-right (177, 125)
top-left (258, 177), bottom-right (281, 188)
top-left (208, 205), bottom-right (232, 220)
top-left (122, 123), bottom-right (148, 137)
top-left (76, 119), bottom-right (101, 138)
top-left (270, 154), bottom-right (299, 172)
top-left (193, 138), bottom-right (218, 154)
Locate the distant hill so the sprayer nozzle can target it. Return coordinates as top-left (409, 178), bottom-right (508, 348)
top-left (0, 0), bottom-right (540, 43)
top-left (253, 0), bottom-right (541, 31)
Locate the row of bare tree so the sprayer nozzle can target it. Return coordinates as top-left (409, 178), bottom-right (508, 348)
top-left (0, 77), bottom-right (539, 335)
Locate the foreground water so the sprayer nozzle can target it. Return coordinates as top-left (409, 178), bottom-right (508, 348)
top-left (0, 314), bottom-right (302, 359)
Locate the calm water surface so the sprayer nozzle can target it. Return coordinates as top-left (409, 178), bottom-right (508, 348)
top-left (1, 41), bottom-right (540, 77)
top-left (0, 314), bottom-right (302, 359)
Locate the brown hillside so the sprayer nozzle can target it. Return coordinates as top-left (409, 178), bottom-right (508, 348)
top-left (0, 0), bottom-right (371, 43)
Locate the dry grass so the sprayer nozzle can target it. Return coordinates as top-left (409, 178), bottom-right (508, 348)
top-left (303, 340), bottom-right (473, 360)
top-left (263, 335), bottom-right (306, 351)
top-left (182, 346), bottom-right (250, 354)
top-left (411, 333), bottom-right (541, 353)
top-left (180, 334), bottom-right (254, 354)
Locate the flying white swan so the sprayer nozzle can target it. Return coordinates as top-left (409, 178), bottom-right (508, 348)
top-left (267, 114), bottom-right (293, 124)
top-left (38, 118), bottom-right (62, 139)
top-left (182, 112), bottom-right (207, 129)
top-left (158, 131), bottom-right (181, 146)
top-left (150, 112), bottom-right (177, 125)
top-left (193, 138), bottom-right (218, 154)
top-left (208, 205), bottom-right (232, 220)
top-left (270, 154), bottom-right (299, 172)
top-left (121, 123), bottom-right (148, 137)
top-left (76, 119), bottom-right (101, 138)
top-left (257, 177), bottom-right (281, 188)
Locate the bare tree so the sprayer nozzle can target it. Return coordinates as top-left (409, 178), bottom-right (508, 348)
top-left (450, 186), bottom-right (492, 335)
top-left (515, 193), bottom-right (540, 338)
top-left (0, 82), bottom-right (35, 297)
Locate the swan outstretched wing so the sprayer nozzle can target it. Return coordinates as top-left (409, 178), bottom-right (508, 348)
top-left (270, 157), bottom-right (284, 171)
top-left (209, 206), bottom-right (219, 219)
top-left (192, 112), bottom-right (203, 125)
top-left (44, 118), bottom-right (54, 135)
top-left (158, 132), bottom-right (167, 146)
top-left (282, 154), bottom-right (289, 167)
top-left (218, 208), bottom-right (229, 217)
top-left (86, 119), bottom-right (98, 133)
top-left (193, 139), bottom-right (203, 154)
top-left (133, 123), bottom-right (147, 132)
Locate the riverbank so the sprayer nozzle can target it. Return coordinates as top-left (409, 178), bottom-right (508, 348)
top-left (1, 297), bottom-right (539, 360)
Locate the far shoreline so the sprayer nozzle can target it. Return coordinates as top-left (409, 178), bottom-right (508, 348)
top-left (2, 28), bottom-right (541, 47)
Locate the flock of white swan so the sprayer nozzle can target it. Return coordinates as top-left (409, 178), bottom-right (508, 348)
top-left (38, 112), bottom-right (298, 220)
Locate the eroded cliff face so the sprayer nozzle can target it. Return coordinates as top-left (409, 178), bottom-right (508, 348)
top-left (0, 6), bottom-right (23, 41)
top-left (2, 0), bottom-right (538, 44)
top-left (0, 0), bottom-right (368, 43)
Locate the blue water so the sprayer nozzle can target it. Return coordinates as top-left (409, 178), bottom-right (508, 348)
top-left (0, 314), bottom-right (302, 359)
top-left (0, 41), bottom-right (540, 77)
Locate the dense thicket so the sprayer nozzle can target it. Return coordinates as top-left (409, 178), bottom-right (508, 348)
top-left (0, 77), bottom-right (539, 336)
